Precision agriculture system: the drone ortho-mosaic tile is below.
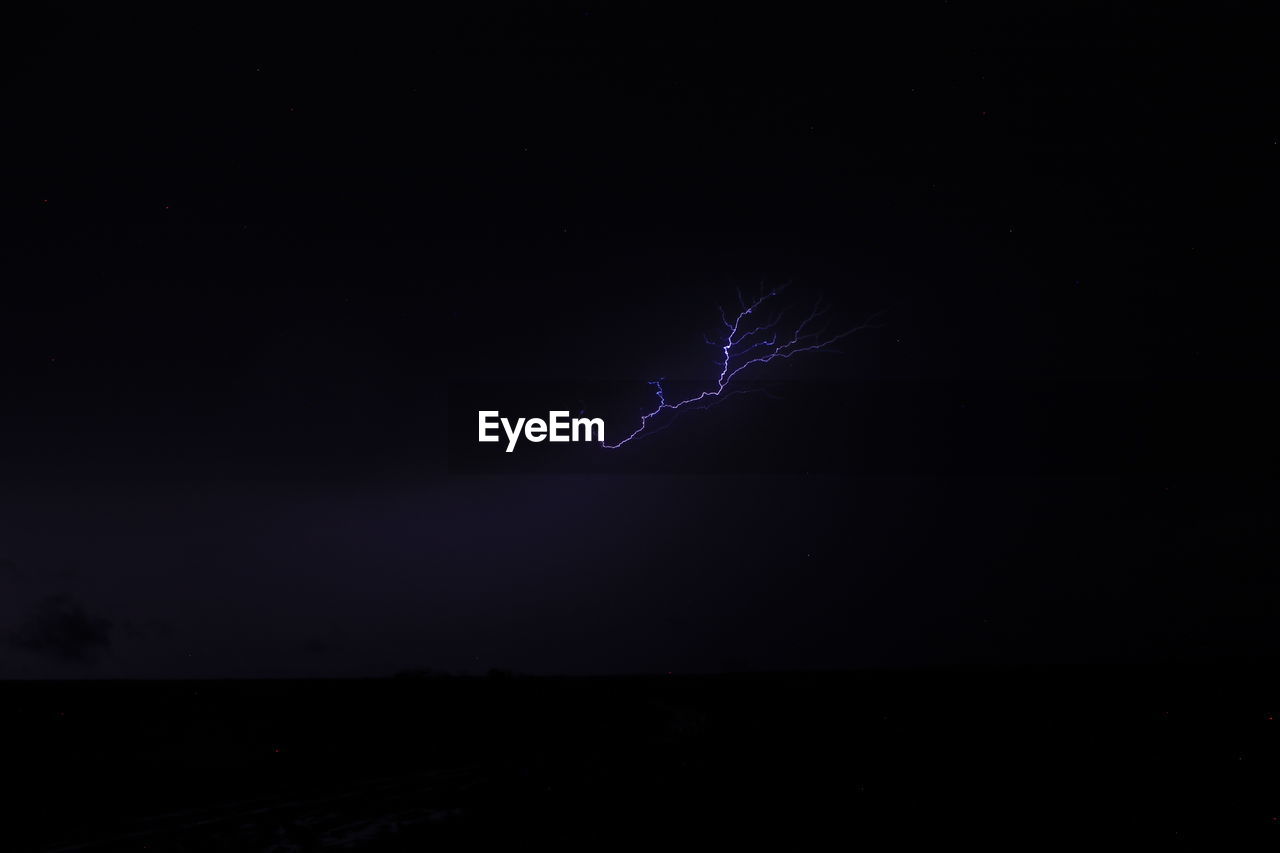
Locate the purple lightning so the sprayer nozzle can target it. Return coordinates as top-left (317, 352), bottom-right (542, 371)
top-left (602, 285), bottom-right (882, 449)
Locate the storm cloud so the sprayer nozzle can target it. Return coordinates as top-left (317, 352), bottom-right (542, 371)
top-left (8, 594), bottom-right (114, 664)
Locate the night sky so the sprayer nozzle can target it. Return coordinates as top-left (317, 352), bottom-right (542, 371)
top-left (1, 4), bottom-right (1275, 678)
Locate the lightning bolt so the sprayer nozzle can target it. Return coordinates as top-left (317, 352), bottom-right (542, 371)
top-left (602, 285), bottom-right (882, 449)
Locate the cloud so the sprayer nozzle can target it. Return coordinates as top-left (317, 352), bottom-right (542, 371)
top-left (0, 558), bottom-right (28, 585)
top-left (302, 623), bottom-right (346, 656)
top-left (7, 594), bottom-right (113, 663)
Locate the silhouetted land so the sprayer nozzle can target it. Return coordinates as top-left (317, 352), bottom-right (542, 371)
top-left (8, 664), bottom-right (1280, 849)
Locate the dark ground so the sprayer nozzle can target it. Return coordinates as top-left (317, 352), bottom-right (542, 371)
top-left (10, 666), bottom-right (1280, 849)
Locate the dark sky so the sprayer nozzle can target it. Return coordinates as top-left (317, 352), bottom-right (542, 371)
top-left (1, 3), bottom-right (1275, 677)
